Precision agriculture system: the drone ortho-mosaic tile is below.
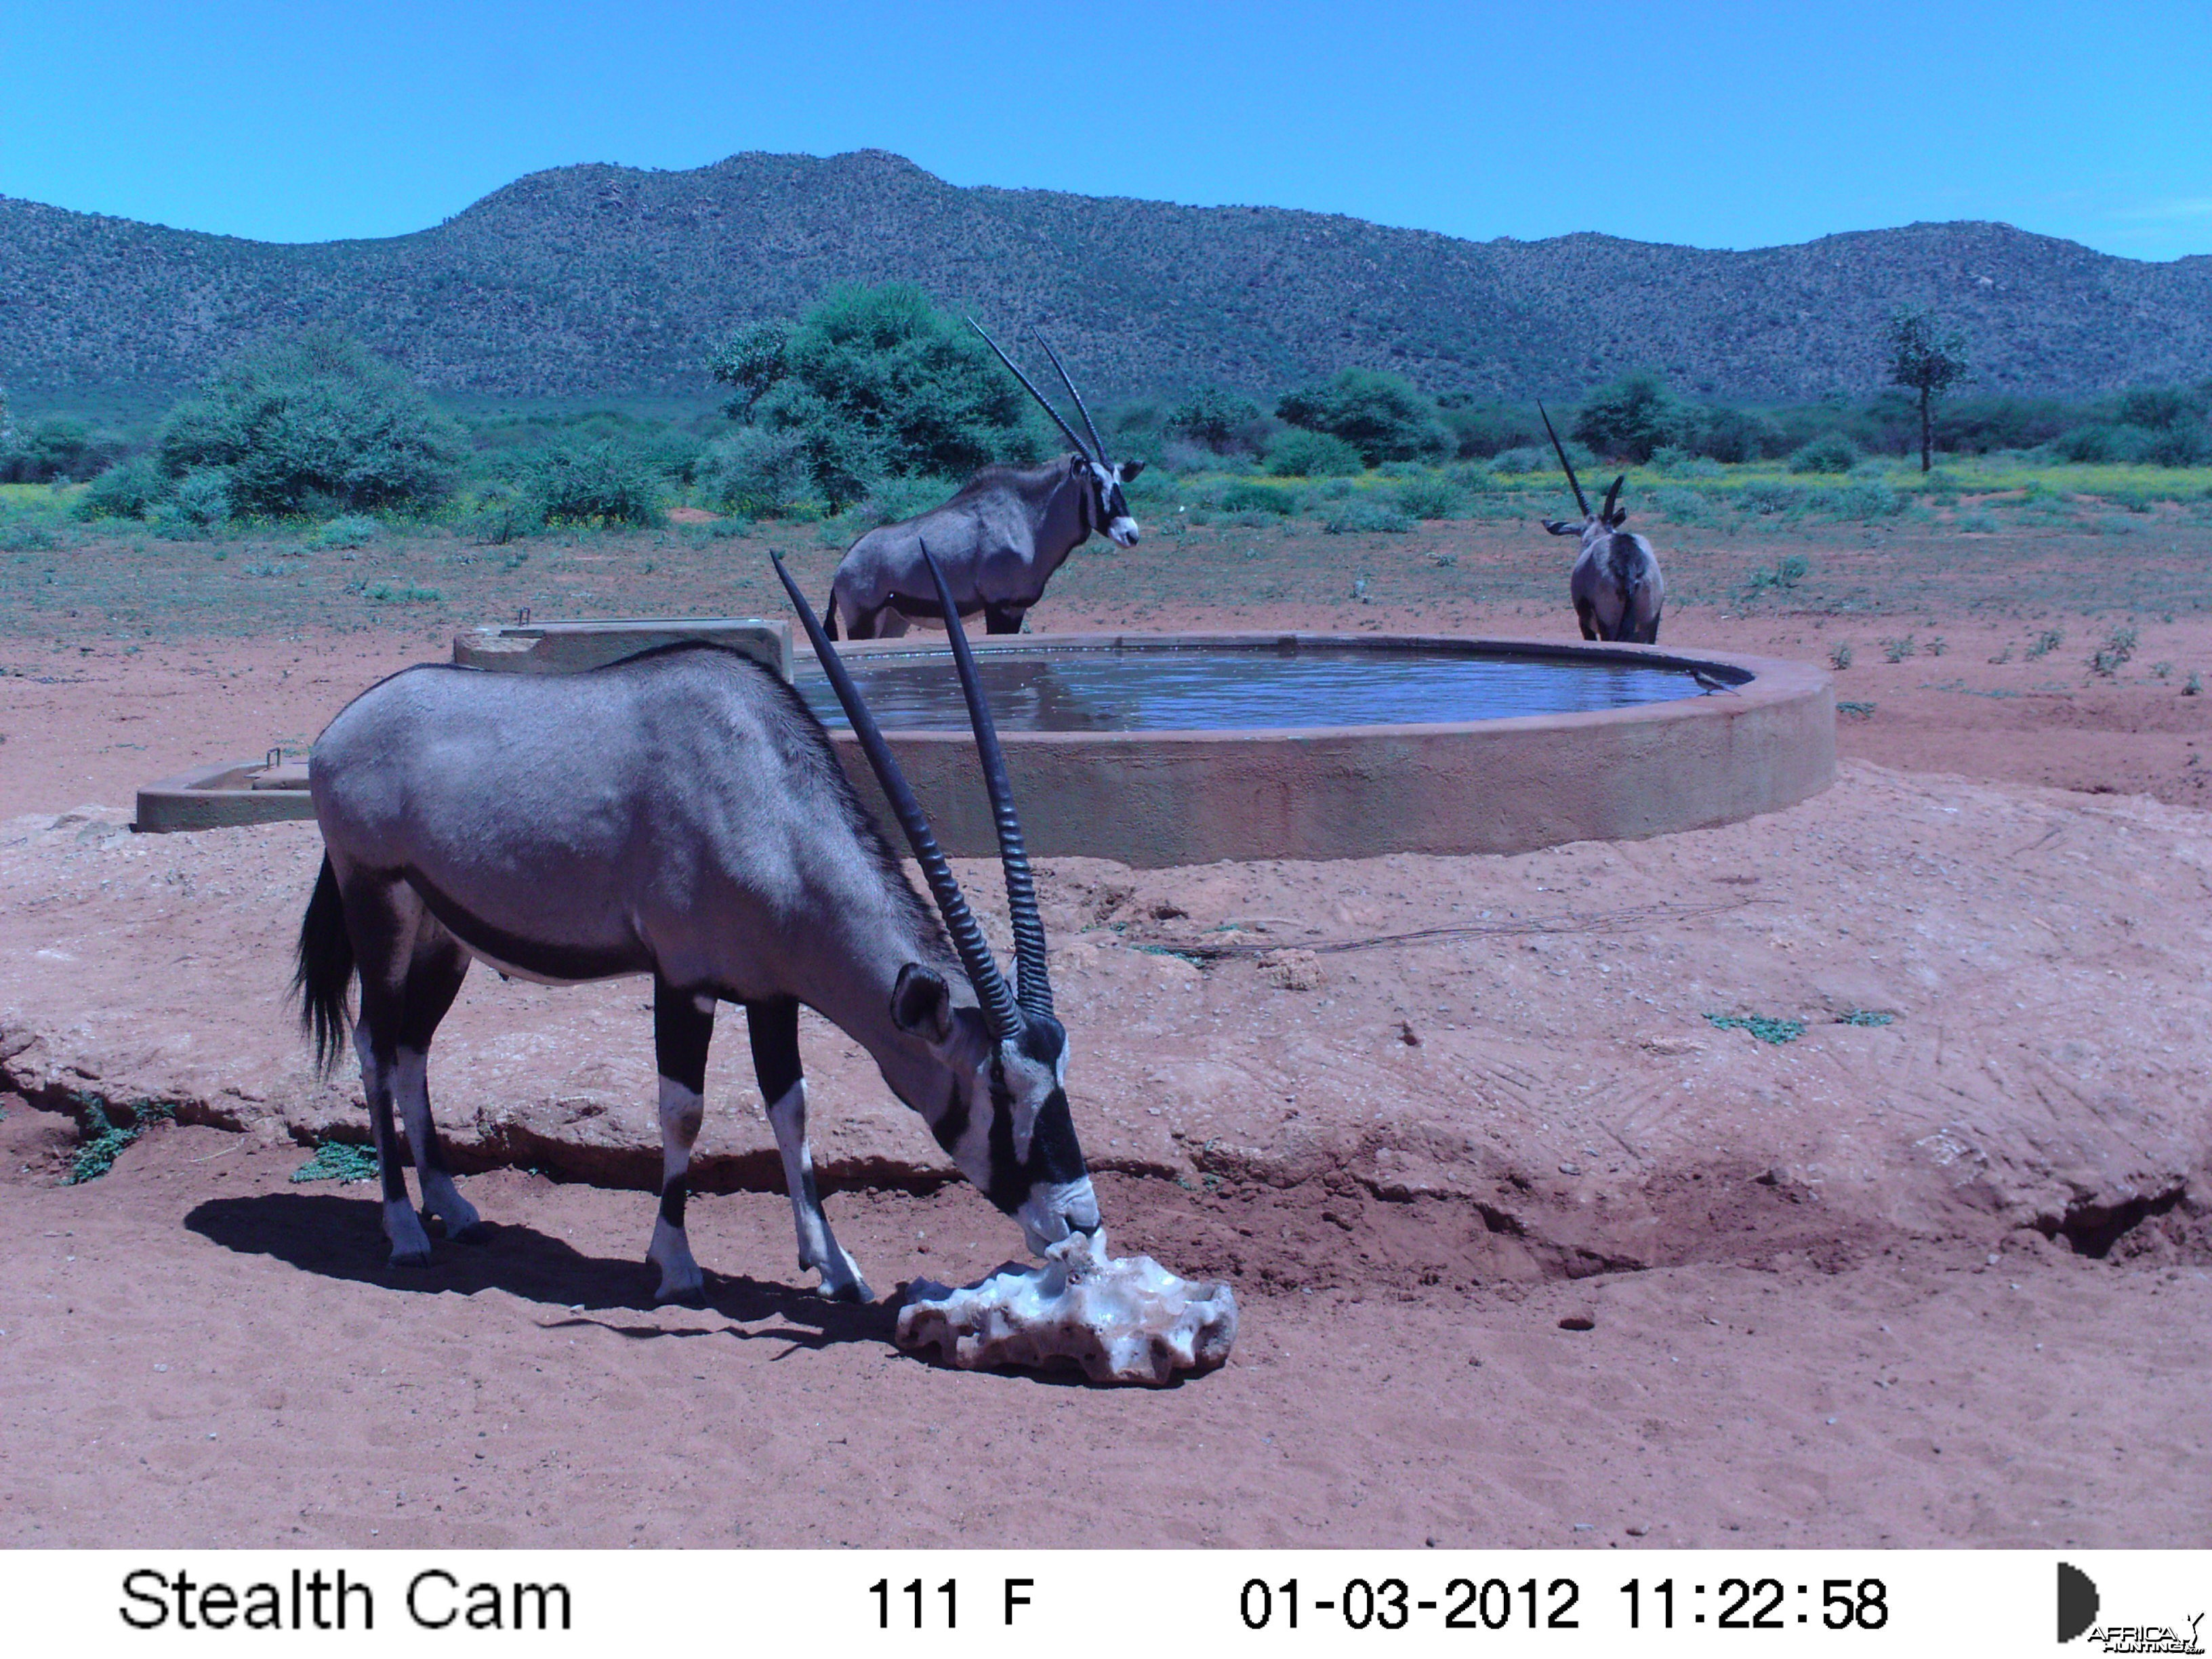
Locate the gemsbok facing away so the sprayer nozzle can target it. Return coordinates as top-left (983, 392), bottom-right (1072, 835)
top-left (295, 546), bottom-right (1099, 1300)
top-left (823, 323), bottom-right (1143, 640)
top-left (1538, 404), bottom-right (1664, 644)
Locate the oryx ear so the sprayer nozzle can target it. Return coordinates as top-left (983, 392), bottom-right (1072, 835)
top-left (1068, 453), bottom-right (1089, 475)
top-left (1117, 459), bottom-right (1145, 482)
top-left (1540, 518), bottom-right (1581, 536)
top-left (1609, 508), bottom-right (1629, 527)
top-left (890, 964), bottom-right (954, 1044)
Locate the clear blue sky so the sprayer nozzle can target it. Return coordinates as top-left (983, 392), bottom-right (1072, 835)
top-left (3, 0), bottom-right (2205, 260)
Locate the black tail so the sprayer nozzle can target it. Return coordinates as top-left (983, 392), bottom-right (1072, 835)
top-left (823, 590), bottom-right (840, 642)
top-left (293, 853), bottom-right (355, 1076)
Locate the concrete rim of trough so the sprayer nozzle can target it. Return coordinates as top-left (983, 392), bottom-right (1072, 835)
top-left (136, 630), bottom-right (1832, 862)
top-left (804, 632), bottom-right (1834, 865)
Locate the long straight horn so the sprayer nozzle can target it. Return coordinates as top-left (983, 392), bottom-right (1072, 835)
top-left (1539, 402), bottom-right (1591, 518)
top-left (1601, 474), bottom-right (1624, 522)
top-left (771, 552), bottom-right (1019, 1040)
top-left (918, 541), bottom-right (1053, 1020)
top-left (1029, 329), bottom-right (1108, 468)
top-left (968, 317), bottom-right (1095, 461)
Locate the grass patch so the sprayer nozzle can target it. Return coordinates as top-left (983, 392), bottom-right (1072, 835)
top-left (1835, 1010), bottom-right (1895, 1027)
top-left (290, 1141), bottom-right (382, 1185)
top-left (1837, 700), bottom-right (1877, 718)
top-left (64, 1097), bottom-right (175, 1184)
top-left (1705, 1013), bottom-right (1805, 1045)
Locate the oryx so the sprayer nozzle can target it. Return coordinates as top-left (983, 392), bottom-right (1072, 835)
top-left (293, 546), bottom-right (1099, 1302)
top-left (1538, 404), bottom-right (1664, 644)
top-left (825, 323), bottom-right (1143, 640)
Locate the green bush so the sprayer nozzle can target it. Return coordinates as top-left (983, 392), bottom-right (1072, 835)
top-left (717, 283), bottom-right (1045, 510)
top-left (858, 473), bottom-right (962, 525)
top-left (73, 455), bottom-right (171, 520)
top-left (0, 415), bottom-right (125, 484)
top-left (1685, 403), bottom-right (1784, 463)
top-left (159, 468), bottom-right (234, 528)
top-left (1392, 475), bottom-right (1462, 520)
top-left (1275, 369), bottom-right (1448, 465)
top-left (696, 426), bottom-right (814, 516)
top-left (1263, 428), bottom-right (1364, 477)
top-left (1322, 499), bottom-right (1410, 535)
top-left (462, 486), bottom-right (541, 544)
top-left (529, 441), bottom-right (664, 527)
top-left (309, 514), bottom-right (380, 549)
top-left (159, 330), bottom-right (464, 516)
top-left (1572, 370), bottom-right (1684, 463)
top-left (1221, 479), bottom-right (1300, 515)
top-left (1166, 386), bottom-right (1266, 453)
top-left (1788, 434), bottom-right (1860, 474)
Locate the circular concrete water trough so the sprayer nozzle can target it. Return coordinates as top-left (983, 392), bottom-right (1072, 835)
top-left (808, 632), bottom-right (1832, 866)
top-left (137, 623), bottom-right (1832, 863)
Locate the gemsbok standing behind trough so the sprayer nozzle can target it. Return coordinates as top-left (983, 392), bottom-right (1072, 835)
top-left (823, 323), bottom-right (1143, 640)
top-left (1538, 404), bottom-right (1664, 644)
top-left (294, 545), bottom-right (1099, 1300)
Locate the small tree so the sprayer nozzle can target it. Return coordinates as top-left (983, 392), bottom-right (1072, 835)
top-left (1887, 307), bottom-right (1971, 474)
top-left (705, 321), bottom-right (790, 418)
top-left (160, 329), bottom-right (464, 514)
top-left (1275, 368), bottom-right (1447, 465)
top-left (707, 284), bottom-right (1042, 509)
top-left (1572, 369), bottom-right (1684, 464)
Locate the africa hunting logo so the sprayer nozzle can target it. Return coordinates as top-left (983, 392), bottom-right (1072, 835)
top-left (2060, 1563), bottom-right (2206, 1653)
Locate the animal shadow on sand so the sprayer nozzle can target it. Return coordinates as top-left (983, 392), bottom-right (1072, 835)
top-left (184, 1192), bottom-right (894, 1353)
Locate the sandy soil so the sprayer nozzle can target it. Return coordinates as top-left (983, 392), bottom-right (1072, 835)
top-left (3, 519), bottom-right (2210, 1549)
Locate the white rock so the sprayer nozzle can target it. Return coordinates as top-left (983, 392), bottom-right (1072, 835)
top-left (895, 1229), bottom-right (1237, 1386)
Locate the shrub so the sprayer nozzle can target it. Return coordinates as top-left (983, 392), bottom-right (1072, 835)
top-left (73, 455), bottom-right (170, 520)
top-left (1807, 480), bottom-right (1901, 520)
top-left (696, 426), bottom-right (814, 517)
top-left (463, 490), bottom-right (541, 545)
top-left (0, 415), bottom-right (125, 484)
top-left (1572, 370), bottom-right (1683, 463)
top-left (1686, 403), bottom-right (1784, 464)
top-left (160, 468), bottom-right (234, 528)
top-left (309, 514), bottom-right (380, 549)
top-left (1437, 401), bottom-right (1544, 459)
top-left (1263, 428), bottom-right (1364, 477)
top-left (1788, 433), bottom-right (1860, 474)
top-left (1489, 445), bottom-right (1549, 474)
top-left (159, 329), bottom-right (464, 516)
top-left (1651, 486), bottom-right (1712, 524)
top-left (1322, 499), bottom-right (1410, 535)
top-left (858, 473), bottom-right (962, 526)
top-left (1221, 478), bottom-right (1299, 515)
top-left (1393, 475), bottom-right (1462, 519)
top-left (1166, 386), bottom-right (1267, 453)
top-left (1275, 369), bottom-right (1448, 464)
top-left (529, 441), bottom-right (664, 527)
top-left (1736, 480), bottom-right (1807, 515)
top-left (720, 283), bottom-right (1046, 508)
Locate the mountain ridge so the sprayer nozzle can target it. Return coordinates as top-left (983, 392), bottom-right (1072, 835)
top-left (4, 148), bottom-right (2207, 410)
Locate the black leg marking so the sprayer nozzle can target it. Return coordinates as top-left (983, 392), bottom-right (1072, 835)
top-left (655, 977), bottom-right (714, 1095)
top-left (984, 602), bottom-right (1024, 635)
top-left (745, 997), bottom-right (802, 1104)
top-left (659, 1172), bottom-right (689, 1230)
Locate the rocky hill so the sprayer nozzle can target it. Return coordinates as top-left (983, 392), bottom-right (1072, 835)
top-left (3, 148), bottom-right (2207, 409)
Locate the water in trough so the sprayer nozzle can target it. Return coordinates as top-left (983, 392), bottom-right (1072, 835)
top-left (794, 642), bottom-right (1720, 733)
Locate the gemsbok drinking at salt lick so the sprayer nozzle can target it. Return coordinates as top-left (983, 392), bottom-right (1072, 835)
top-left (293, 546), bottom-right (1100, 1304)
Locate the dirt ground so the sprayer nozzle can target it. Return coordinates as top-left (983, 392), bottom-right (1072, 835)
top-left (3, 515), bottom-right (2209, 1549)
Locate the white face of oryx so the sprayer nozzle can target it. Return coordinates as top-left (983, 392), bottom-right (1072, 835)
top-left (1091, 459), bottom-right (1145, 548)
top-left (890, 966), bottom-right (1102, 1256)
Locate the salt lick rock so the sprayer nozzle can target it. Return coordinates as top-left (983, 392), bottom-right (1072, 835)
top-left (896, 1229), bottom-right (1239, 1385)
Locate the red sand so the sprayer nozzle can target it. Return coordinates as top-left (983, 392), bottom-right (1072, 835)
top-left (3, 532), bottom-right (2209, 1550)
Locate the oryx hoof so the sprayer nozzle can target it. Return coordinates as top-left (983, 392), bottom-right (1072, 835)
top-left (815, 1273), bottom-right (874, 1305)
top-left (388, 1245), bottom-right (434, 1269)
top-left (655, 1279), bottom-right (707, 1307)
top-left (447, 1221), bottom-right (494, 1246)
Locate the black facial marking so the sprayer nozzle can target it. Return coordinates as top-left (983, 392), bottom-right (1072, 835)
top-left (659, 1173), bottom-right (689, 1230)
top-left (930, 1077), bottom-right (971, 1162)
top-left (653, 978), bottom-right (714, 1096)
